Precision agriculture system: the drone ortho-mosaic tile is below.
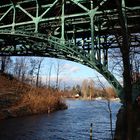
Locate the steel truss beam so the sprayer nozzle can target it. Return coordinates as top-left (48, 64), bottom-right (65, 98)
top-left (0, 0), bottom-right (139, 100)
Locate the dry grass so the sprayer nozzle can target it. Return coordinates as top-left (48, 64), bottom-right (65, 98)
top-left (105, 87), bottom-right (117, 99)
top-left (0, 73), bottom-right (67, 119)
top-left (21, 88), bottom-right (67, 114)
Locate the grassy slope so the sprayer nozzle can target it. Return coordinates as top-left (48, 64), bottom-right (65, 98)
top-left (0, 73), bottom-right (67, 119)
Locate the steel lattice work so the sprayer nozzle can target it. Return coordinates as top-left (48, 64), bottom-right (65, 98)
top-left (0, 0), bottom-right (140, 100)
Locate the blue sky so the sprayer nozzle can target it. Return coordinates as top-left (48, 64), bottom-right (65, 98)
top-left (39, 57), bottom-right (120, 88)
top-left (11, 56), bottom-right (123, 88)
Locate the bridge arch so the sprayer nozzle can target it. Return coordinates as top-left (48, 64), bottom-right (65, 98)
top-left (0, 0), bottom-right (139, 102)
top-left (0, 31), bottom-right (123, 100)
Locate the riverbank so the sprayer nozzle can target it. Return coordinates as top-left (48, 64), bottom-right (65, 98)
top-left (0, 73), bottom-right (67, 120)
top-left (114, 104), bottom-right (140, 140)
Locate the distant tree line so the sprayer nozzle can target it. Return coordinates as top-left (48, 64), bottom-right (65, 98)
top-left (63, 79), bottom-right (117, 99)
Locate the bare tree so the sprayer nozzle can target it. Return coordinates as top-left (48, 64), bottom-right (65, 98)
top-left (36, 58), bottom-right (44, 87)
top-left (28, 58), bottom-right (38, 84)
top-left (54, 60), bottom-right (64, 89)
top-left (97, 76), bottom-right (114, 140)
top-left (48, 62), bottom-right (53, 88)
top-left (132, 56), bottom-right (140, 82)
top-left (13, 57), bottom-right (29, 81)
top-left (115, 0), bottom-right (134, 139)
top-left (81, 79), bottom-right (95, 99)
top-left (81, 79), bottom-right (88, 99)
top-left (0, 56), bottom-right (11, 73)
top-left (88, 79), bottom-right (95, 100)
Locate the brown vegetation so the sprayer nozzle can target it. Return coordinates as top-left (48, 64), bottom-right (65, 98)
top-left (0, 73), bottom-right (67, 119)
top-left (21, 88), bottom-right (67, 114)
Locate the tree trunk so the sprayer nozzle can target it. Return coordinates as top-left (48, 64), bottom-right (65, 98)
top-left (0, 56), bottom-right (9, 73)
top-left (48, 63), bottom-right (53, 88)
top-left (1, 58), bottom-right (5, 73)
top-left (36, 59), bottom-right (43, 87)
top-left (122, 49), bottom-right (133, 140)
top-left (116, 0), bottom-right (134, 139)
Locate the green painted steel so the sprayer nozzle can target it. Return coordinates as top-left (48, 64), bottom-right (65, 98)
top-left (0, 0), bottom-right (139, 101)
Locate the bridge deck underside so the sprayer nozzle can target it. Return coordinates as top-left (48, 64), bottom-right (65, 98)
top-left (0, 0), bottom-right (139, 49)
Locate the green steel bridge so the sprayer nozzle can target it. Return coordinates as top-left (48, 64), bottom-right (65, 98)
top-left (0, 0), bottom-right (140, 100)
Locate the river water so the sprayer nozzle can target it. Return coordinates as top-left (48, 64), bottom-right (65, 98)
top-left (0, 100), bottom-right (121, 140)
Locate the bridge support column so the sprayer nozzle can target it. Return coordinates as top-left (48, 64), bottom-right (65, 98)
top-left (61, 0), bottom-right (65, 45)
top-left (12, 5), bottom-right (16, 33)
top-left (90, 1), bottom-right (95, 61)
top-left (34, 0), bottom-right (39, 33)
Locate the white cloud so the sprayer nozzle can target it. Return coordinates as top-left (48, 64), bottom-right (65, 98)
top-left (63, 64), bottom-right (80, 73)
top-left (40, 75), bottom-right (84, 87)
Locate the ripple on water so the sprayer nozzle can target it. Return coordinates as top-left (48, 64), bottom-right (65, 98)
top-left (0, 100), bottom-right (121, 140)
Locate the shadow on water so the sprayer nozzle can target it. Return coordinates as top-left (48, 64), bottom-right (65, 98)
top-left (0, 99), bottom-right (121, 140)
